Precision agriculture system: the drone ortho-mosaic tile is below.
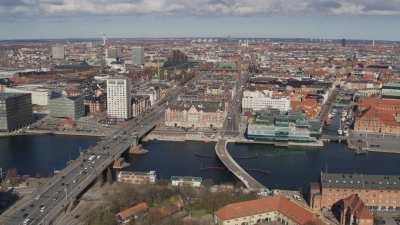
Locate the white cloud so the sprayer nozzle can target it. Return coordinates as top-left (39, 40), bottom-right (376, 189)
top-left (1, 0), bottom-right (400, 17)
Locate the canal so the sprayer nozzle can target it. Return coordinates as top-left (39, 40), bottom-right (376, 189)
top-left (1, 135), bottom-right (400, 190)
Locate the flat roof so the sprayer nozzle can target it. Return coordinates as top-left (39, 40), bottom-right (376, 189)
top-left (321, 173), bottom-right (400, 190)
top-left (0, 92), bottom-right (30, 100)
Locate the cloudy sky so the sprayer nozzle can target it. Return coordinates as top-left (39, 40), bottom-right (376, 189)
top-left (1, 0), bottom-right (400, 40)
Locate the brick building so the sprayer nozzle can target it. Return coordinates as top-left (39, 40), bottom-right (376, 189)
top-left (117, 171), bottom-right (156, 185)
top-left (164, 100), bottom-right (226, 129)
top-left (332, 194), bottom-right (373, 225)
top-left (354, 98), bottom-right (400, 135)
top-left (310, 173), bottom-right (400, 213)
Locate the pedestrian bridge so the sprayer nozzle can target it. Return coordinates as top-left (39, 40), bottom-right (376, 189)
top-left (215, 139), bottom-right (266, 191)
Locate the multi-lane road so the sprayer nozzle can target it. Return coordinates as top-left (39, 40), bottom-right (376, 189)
top-left (0, 82), bottom-right (183, 225)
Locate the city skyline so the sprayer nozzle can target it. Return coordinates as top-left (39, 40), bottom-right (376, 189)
top-left (1, 0), bottom-right (400, 40)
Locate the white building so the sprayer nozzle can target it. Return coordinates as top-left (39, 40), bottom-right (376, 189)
top-left (131, 46), bottom-right (145, 65)
top-left (3, 86), bottom-right (50, 106)
top-left (171, 176), bottom-right (202, 187)
top-left (107, 77), bottom-right (132, 120)
top-left (51, 45), bottom-right (65, 60)
top-left (242, 90), bottom-right (290, 112)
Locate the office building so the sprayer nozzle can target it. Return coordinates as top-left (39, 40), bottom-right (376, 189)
top-left (48, 95), bottom-right (85, 120)
top-left (107, 77), bottom-right (132, 120)
top-left (106, 47), bottom-right (121, 59)
top-left (51, 45), bottom-right (65, 60)
top-left (242, 90), bottom-right (290, 112)
top-left (3, 86), bottom-right (50, 106)
top-left (131, 46), bottom-right (144, 65)
top-left (0, 93), bottom-right (32, 131)
top-left (215, 195), bottom-right (326, 225)
top-left (247, 109), bottom-right (319, 142)
top-left (310, 172), bottom-right (400, 213)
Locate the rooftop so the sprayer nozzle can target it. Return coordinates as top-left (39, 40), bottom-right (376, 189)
top-left (321, 173), bottom-right (400, 190)
top-left (341, 194), bottom-right (373, 220)
top-left (0, 92), bottom-right (30, 100)
top-left (116, 202), bottom-right (149, 220)
top-left (215, 195), bottom-right (324, 225)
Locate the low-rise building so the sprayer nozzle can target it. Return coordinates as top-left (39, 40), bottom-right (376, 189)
top-left (117, 171), bottom-right (156, 185)
top-left (0, 93), bottom-right (32, 131)
top-left (48, 95), bottom-right (85, 120)
top-left (354, 98), bottom-right (400, 135)
top-left (165, 100), bottom-right (226, 129)
top-left (310, 172), bottom-right (400, 213)
top-left (215, 195), bottom-right (326, 225)
top-left (116, 202), bottom-right (149, 224)
top-left (247, 109), bottom-right (319, 142)
top-left (171, 176), bottom-right (202, 187)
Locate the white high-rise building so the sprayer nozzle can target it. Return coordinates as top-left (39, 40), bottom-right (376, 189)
top-left (51, 45), bottom-right (65, 59)
top-left (131, 46), bottom-right (144, 65)
top-left (242, 90), bottom-right (290, 112)
top-left (107, 77), bottom-right (132, 120)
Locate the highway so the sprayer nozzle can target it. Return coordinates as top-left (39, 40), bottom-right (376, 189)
top-left (0, 82), bottom-right (183, 225)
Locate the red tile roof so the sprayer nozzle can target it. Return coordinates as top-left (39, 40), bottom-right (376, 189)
top-left (358, 98), bottom-right (400, 127)
top-left (215, 195), bottom-right (325, 225)
top-left (117, 202), bottom-right (149, 220)
top-left (342, 194), bottom-right (373, 220)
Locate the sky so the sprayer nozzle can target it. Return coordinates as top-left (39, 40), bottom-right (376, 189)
top-left (1, 0), bottom-right (400, 40)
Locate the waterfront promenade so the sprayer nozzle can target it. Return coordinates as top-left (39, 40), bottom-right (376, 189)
top-left (215, 139), bottom-right (266, 191)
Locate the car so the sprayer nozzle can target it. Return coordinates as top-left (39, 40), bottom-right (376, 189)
top-left (23, 218), bottom-right (31, 225)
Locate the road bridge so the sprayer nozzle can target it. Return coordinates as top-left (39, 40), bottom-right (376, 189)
top-left (215, 139), bottom-right (266, 191)
top-left (0, 85), bottom-right (178, 225)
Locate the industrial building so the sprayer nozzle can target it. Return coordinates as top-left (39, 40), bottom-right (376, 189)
top-left (0, 93), bottom-right (32, 132)
top-left (48, 95), bottom-right (85, 120)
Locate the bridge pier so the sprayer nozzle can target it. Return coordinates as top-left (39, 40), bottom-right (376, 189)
top-left (98, 166), bottom-right (113, 185)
